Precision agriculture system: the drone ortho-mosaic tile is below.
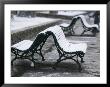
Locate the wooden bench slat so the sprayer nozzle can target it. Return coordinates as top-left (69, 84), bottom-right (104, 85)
top-left (11, 40), bottom-right (33, 51)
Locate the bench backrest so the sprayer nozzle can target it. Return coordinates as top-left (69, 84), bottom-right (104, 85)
top-left (76, 15), bottom-right (99, 29)
top-left (43, 26), bottom-right (69, 51)
top-left (29, 32), bottom-right (47, 51)
top-left (68, 17), bottom-right (78, 27)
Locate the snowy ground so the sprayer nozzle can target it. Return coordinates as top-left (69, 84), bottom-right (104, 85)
top-left (35, 11), bottom-right (87, 16)
top-left (11, 16), bottom-right (60, 33)
top-left (11, 11), bottom-right (89, 31)
top-left (11, 18), bottom-right (100, 77)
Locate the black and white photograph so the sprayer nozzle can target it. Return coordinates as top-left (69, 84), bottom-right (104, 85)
top-left (4, 4), bottom-right (107, 84)
top-left (11, 10), bottom-right (100, 77)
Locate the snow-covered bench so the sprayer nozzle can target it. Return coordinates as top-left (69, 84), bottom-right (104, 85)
top-left (60, 15), bottom-right (99, 36)
top-left (11, 25), bottom-right (87, 71)
top-left (77, 15), bottom-right (99, 36)
top-left (43, 25), bottom-right (87, 71)
top-left (11, 32), bottom-right (48, 67)
top-left (60, 17), bottom-right (78, 35)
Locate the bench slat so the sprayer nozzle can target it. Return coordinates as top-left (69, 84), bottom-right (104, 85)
top-left (12, 40), bottom-right (33, 51)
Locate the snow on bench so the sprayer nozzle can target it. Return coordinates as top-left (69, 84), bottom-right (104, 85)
top-left (60, 23), bottom-right (69, 27)
top-left (75, 15), bottom-right (99, 29)
top-left (42, 25), bottom-right (87, 53)
top-left (11, 40), bottom-right (33, 51)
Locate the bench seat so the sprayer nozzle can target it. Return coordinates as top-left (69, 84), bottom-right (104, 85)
top-left (12, 40), bottom-right (33, 51)
top-left (62, 42), bottom-right (87, 53)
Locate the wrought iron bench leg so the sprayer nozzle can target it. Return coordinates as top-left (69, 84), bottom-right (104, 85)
top-left (72, 58), bottom-right (82, 72)
top-left (35, 50), bottom-right (45, 61)
top-left (92, 31), bottom-right (97, 36)
top-left (71, 28), bottom-right (75, 35)
top-left (30, 54), bottom-right (36, 68)
top-left (53, 59), bottom-right (62, 70)
top-left (53, 56), bottom-right (82, 72)
top-left (53, 55), bottom-right (63, 70)
top-left (11, 53), bottom-right (36, 68)
top-left (81, 30), bottom-right (86, 36)
top-left (78, 52), bottom-right (85, 63)
top-left (39, 50), bottom-right (45, 61)
top-left (81, 57), bottom-right (85, 63)
top-left (11, 57), bottom-right (17, 66)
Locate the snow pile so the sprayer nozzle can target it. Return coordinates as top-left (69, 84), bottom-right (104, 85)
top-left (11, 16), bottom-right (59, 31)
top-left (58, 11), bottom-right (87, 16)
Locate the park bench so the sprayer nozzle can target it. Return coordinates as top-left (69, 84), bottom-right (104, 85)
top-left (11, 32), bottom-right (48, 67)
top-left (41, 25), bottom-right (87, 71)
top-left (60, 15), bottom-right (99, 36)
top-left (60, 17), bottom-right (78, 35)
top-left (11, 25), bottom-right (87, 71)
top-left (78, 15), bottom-right (99, 36)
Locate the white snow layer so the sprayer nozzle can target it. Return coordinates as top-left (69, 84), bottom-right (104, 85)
top-left (58, 11), bottom-right (87, 16)
top-left (76, 15), bottom-right (99, 29)
top-left (11, 16), bottom-right (59, 31)
top-left (12, 40), bottom-right (33, 51)
top-left (60, 23), bottom-right (69, 27)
